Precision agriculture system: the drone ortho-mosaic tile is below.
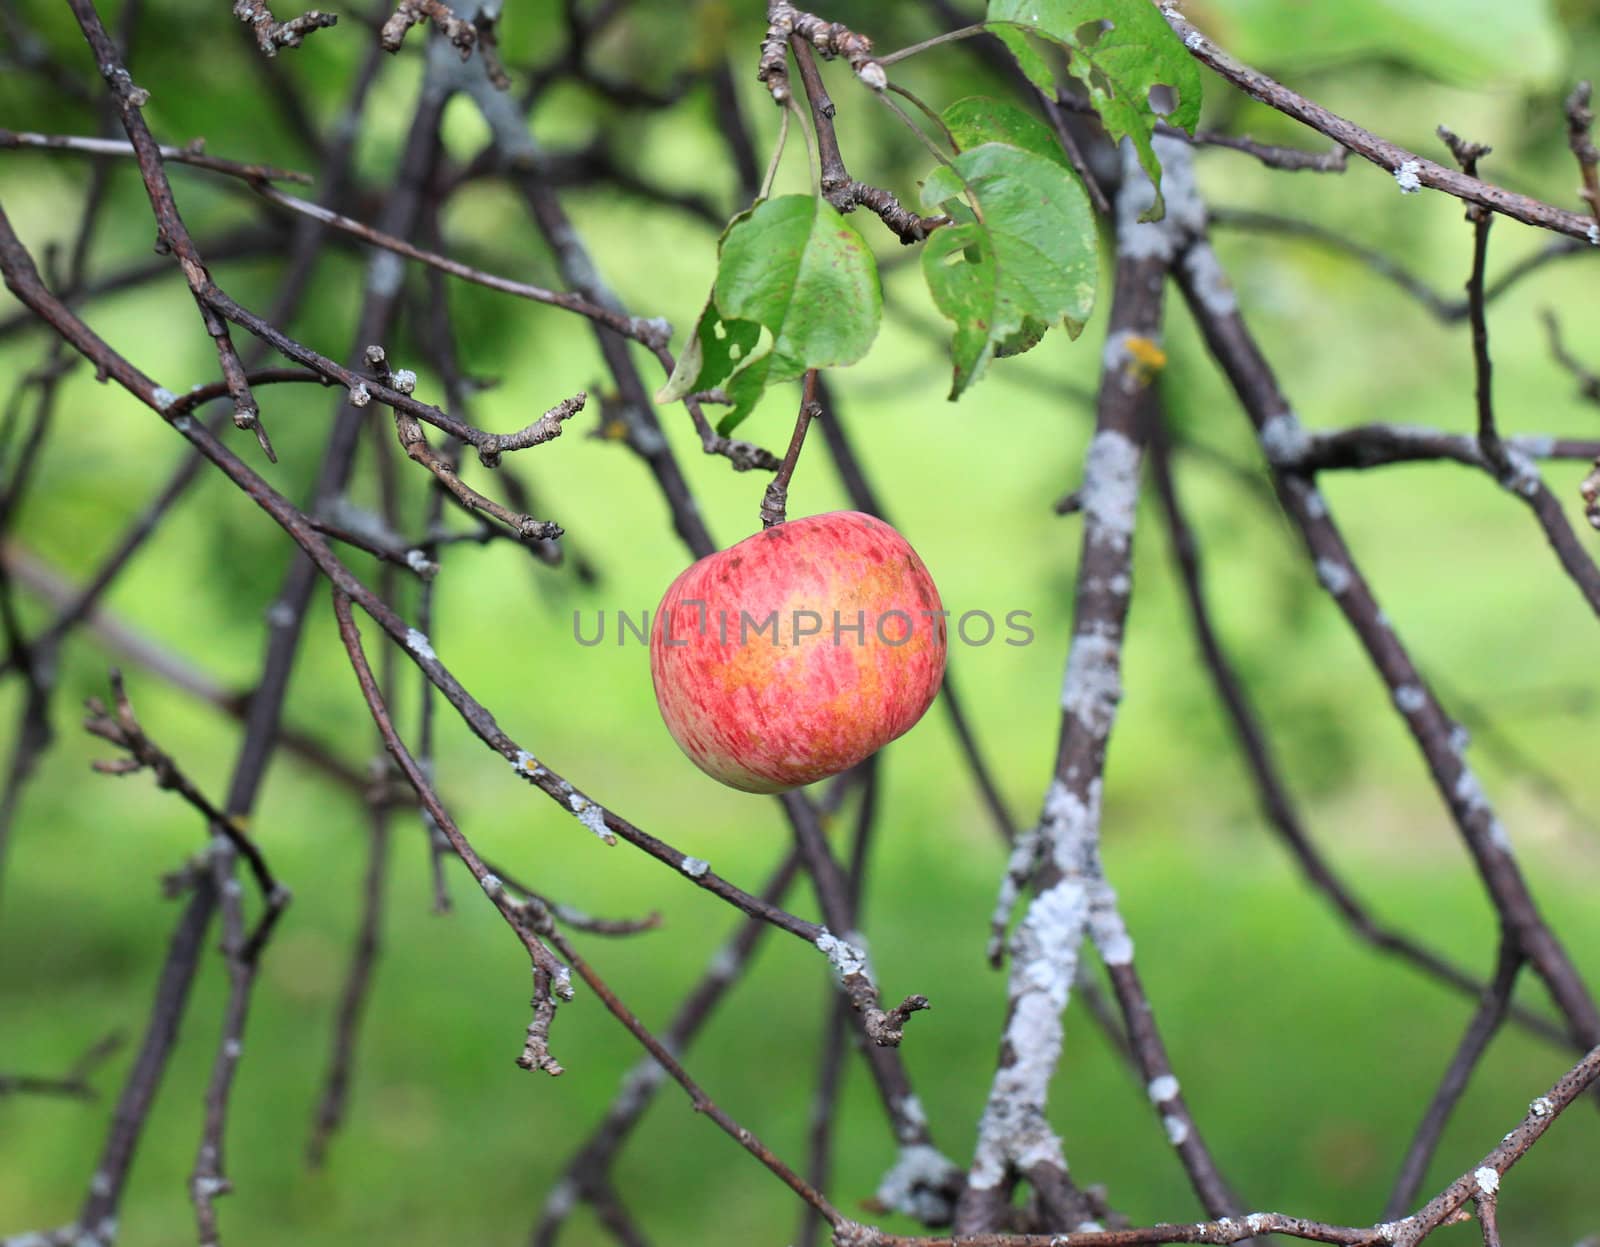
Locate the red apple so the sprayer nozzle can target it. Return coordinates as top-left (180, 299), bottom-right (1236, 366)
top-left (650, 511), bottom-right (948, 793)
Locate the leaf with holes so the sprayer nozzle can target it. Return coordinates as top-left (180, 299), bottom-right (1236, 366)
top-left (657, 195), bottom-right (881, 433)
top-left (920, 142), bottom-right (1098, 398)
top-left (984, 0), bottom-right (1201, 219)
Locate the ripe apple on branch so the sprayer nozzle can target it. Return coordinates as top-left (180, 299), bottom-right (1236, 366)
top-left (650, 508), bottom-right (947, 794)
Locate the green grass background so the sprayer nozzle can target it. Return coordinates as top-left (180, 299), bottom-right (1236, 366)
top-left (2, 2), bottom-right (1599, 1243)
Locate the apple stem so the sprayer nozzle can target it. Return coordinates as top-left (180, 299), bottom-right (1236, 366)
top-left (760, 369), bottom-right (821, 528)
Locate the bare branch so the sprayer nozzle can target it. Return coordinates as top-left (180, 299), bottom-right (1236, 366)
top-left (1164, 9), bottom-right (1600, 244)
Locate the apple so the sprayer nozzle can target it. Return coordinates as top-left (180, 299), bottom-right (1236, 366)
top-left (650, 511), bottom-right (947, 793)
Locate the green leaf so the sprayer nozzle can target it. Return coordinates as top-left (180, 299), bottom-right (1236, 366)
top-left (920, 142), bottom-right (1098, 398)
top-left (1199, 0), bottom-right (1561, 90)
top-left (942, 96), bottom-right (1070, 168)
top-left (656, 195), bottom-right (881, 433)
top-left (984, 0), bottom-right (1201, 219)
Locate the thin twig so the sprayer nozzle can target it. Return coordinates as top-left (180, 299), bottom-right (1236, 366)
top-left (0, 1033), bottom-right (124, 1100)
top-left (249, 183), bottom-right (672, 349)
top-left (83, 672), bottom-right (287, 913)
top-left (1382, 940), bottom-right (1523, 1219)
top-left (0, 128), bottom-right (312, 183)
top-left (65, 0), bottom-right (276, 459)
top-left (1438, 126), bottom-right (1510, 477)
top-left (760, 371), bottom-right (820, 528)
top-left (332, 589), bottom-right (571, 1075)
top-left (1564, 82), bottom-right (1599, 224)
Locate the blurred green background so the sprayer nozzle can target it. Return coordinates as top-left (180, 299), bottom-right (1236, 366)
top-left (3, 1), bottom-right (1600, 1243)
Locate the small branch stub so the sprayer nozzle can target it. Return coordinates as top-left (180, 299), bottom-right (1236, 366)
top-left (381, 0), bottom-right (475, 58)
top-left (232, 2), bottom-right (337, 55)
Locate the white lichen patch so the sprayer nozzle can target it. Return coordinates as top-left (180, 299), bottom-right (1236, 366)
top-left (348, 382), bottom-right (371, 408)
top-left (1393, 160), bottom-right (1422, 194)
top-left (1246, 1213), bottom-right (1271, 1235)
top-left (1088, 883), bottom-right (1134, 964)
top-left (1589, 223), bottom-right (1600, 246)
top-left (1102, 328), bottom-right (1136, 372)
top-left (390, 368), bottom-right (417, 395)
top-left (566, 793), bottom-right (614, 843)
top-left (971, 769), bottom-right (1112, 1188)
top-left (1394, 685), bottom-right (1426, 714)
top-left (1259, 413), bottom-right (1308, 466)
top-left (1454, 766), bottom-right (1491, 817)
top-left (1043, 778), bottom-right (1101, 875)
top-left (630, 315), bottom-right (672, 345)
top-left (152, 386), bottom-right (178, 411)
top-left (679, 856), bottom-right (710, 879)
top-left (1183, 243), bottom-right (1237, 315)
top-left (552, 965), bottom-right (574, 1000)
top-left (367, 250), bottom-right (404, 298)
top-left (543, 1177), bottom-right (578, 1220)
top-left (404, 628), bottom-right (435, 661)
top-left (613, 1058), bottom-right (666, 1118)
top-left (480, 874), bottom-right (502, 896)
top-left (816, 929), bottom-right (869, 979)
top-left (1147, 1074), bottom-right (1180, 1103)
top-left (1185, 30), bottom-right (1203, 49)
top-left (1116, 135), bottom-right (1204, 260)
top-left (1502, 449), bottom-right (1542, 497)
top-left (512, 750), bottom-right (543, 779)
top-left (631, 422), bottom-right (668, 456)
top-left (987, 822), bottom-right (1041, 958)
top-left (706, 945), bottom-right (740, 982)
top-left (1474, 1165), bottom-right (1500, 1195)
top-left (1081, 429), bottom-right (1142, 551)
top-left (1163, 1114), bottom-right (1189, 1145)
top-left (1315, 558), bottom-right (1352, 595)
top-left (874, 1144), bottom-right (959, 1224)
top-left (970, 881), bottom-right (1086, 1186)
top-left (1061, 631), bottom-right (1123, 736)
top-left (1530, 1095), bottom-right (1553, 1117)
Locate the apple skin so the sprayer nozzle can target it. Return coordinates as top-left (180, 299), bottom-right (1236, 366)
top-left (650, 511), bottom-right (947, 793)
